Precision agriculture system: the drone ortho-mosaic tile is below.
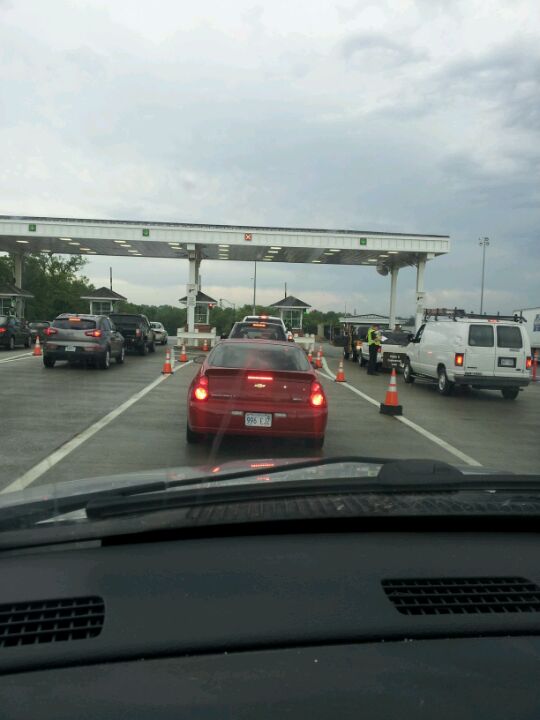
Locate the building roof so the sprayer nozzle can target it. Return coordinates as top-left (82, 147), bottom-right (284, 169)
top-left (80, 286), bottom-right (127, 301)
top-left (0, 282), bottom-right (34, 298)
top-left (178, 290), bottom-right (218, 305)
top-left (269, 295), bottom-right (311, 309)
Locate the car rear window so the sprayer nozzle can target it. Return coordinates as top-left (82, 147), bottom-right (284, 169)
top-left (229, 323), bottom-right (287, 340)
top-left (0, 316), bottom-right (7, 324)
top-left (497, 325), bottom-right (523, 349)
top-left (468, 324), bottom-right (494, 347)
top-left (53, 318), bottom-right (96, 330)
top-left (210, 343), bottom-right (311, 371)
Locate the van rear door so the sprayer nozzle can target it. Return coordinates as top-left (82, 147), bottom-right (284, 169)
top-left (494, 324), bottom-right (527, 377)
top-left (466, 324), bottom-right (495, 374)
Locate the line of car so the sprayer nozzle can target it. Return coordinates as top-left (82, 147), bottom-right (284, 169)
top-left (187, 315), bottom-right (328, 447)
top-left (344, 309), bottom-right (533, 400)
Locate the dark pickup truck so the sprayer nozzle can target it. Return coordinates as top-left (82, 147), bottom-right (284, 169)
top-left (109, 313), bottom-right (155, 355)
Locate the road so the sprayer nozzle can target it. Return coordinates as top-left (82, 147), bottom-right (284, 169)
top-left (0, 341), bottom-right (538, 494)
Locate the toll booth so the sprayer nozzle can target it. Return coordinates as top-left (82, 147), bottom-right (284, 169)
top-left (0, 282), bottom-right (34, 318)
top-left (80, 287), bottom-right (127, 315)
top-left (177, 290), bottom-right (218, 348)
top-left (269, 295), bottom-right (311, 334)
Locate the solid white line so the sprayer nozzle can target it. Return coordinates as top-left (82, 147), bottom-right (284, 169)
top-left (0, 352), bottom-right (33, 364)
top-left (320, 357), bottom-right (482, 467)
top-left (1, 361), bottom-right (193, 494)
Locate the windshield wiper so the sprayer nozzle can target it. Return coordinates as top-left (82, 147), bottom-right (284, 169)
top-left (1, 458), bottom-right (539, 531)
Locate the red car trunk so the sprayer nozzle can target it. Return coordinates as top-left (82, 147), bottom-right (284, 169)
top-left (204, 368), bottom-right (313, 405)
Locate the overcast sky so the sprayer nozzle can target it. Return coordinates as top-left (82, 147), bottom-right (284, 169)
top-left (1, 0), bottom-right (539, 314)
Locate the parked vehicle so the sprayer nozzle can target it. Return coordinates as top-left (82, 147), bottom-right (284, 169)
top-left (42, 314), bottom-right (125, 369)
top-left (403, 308), bottom-right (532, 399)
top-left (150, 321), bottom-right (168, 345)
top-left (109, 313), bottom-right (155, 355)
top-left (0, 315), bottom-right (31, 350)
top-left (28, 321), bottom-right (51, 344)
top-left (187, 339), bottom-right (327, 446)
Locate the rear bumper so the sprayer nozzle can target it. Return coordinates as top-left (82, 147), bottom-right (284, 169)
top-left (43, 344), bottom-right (106, 361)
top-left (454, 374), bottom-right (530, 388)
top-left (188, 402), bottom-right (328, 438)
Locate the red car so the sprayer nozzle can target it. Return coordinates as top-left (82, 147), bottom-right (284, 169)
top-left (187, 339), bottom-right (328, 447)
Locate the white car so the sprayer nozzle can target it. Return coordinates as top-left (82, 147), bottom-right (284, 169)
top-left (403, 310), bottom-right (532, 399)
top-left (149, 322), bottom-right (168, 345)
top-left (242, 315), bottom-right (287, 333)
top-left (358, 330), bottom-right (409, 371)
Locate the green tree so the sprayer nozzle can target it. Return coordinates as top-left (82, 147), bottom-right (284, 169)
top-left (0, 253), bottom-right (94, 320)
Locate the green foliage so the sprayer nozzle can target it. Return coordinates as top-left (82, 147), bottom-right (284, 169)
top-left (0, 253), bottom-right (94, 321)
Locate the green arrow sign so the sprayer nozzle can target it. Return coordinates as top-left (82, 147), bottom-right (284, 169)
top-left (28, 224), bottom-right (36, 232)
top-left (142, 228), bottom-right (150, 237)
top-left (359, 237), bottom-right (367, 246)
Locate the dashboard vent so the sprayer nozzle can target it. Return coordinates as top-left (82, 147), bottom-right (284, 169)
top-left (382, 577), bottom-right (540, 616)
top-left (0, 596), bottom-right (105, 648)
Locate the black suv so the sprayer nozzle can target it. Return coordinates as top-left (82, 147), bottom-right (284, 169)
top-left (42, 314), bottom-right (126, 369)
top-left (0, 315), bottom-right (31, 350)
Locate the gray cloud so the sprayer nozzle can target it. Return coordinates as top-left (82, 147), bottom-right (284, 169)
top-left (341, 32), bottom-right (427, 65)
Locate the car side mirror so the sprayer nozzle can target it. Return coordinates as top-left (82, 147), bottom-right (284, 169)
top-left (193, 355), bottom-right (205, 364)
top-left (408, 333), bottom-right (415, 342)
top-left (220, 333), bottom-right (228, 339)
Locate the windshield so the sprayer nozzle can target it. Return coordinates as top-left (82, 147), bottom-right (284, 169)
top-left (0, 0), bottom-right (538, 540)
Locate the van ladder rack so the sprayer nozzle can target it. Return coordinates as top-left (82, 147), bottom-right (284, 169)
top-left (423, 308), bottom-right (526, 323)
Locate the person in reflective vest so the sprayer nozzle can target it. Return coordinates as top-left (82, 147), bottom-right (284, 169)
top-left (367, 323), bottom-right (381, 375)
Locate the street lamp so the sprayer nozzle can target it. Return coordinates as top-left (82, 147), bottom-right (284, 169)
top-left (479, 237), bottom-right (490, 314)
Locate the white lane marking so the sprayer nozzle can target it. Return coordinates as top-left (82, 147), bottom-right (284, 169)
top-left (0, 352), bottom-right (33, 364)
top-left (1, 361), bottom-right (193, 494)
top-left (320, 357), bottom-right (482, 467)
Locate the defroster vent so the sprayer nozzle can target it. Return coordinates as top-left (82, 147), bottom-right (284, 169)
top-left (0, 596), bottom-right (105, 648)
top-left (382, 577), bottom-right (540, 616)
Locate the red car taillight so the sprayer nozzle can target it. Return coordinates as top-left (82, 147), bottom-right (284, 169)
top-left (309, 381), bottom-right (325, 407)
top-left (0, 328), bottom-right (5, 334)
top-left (455, 352), bottom-right (464, 366)
top-left (377, 346), bottom-right (381, 353)
top-left (193, 375), bottom-right (209, 401)
top-left (526, 356), bottom-right (532, 370)
top-left (85, 329), bottom-right (102, 338)
top-left (44, 327), bottom-right (58, 336)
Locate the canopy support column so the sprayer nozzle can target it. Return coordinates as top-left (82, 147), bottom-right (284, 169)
top-left (415, 255), bottom-right (427, 330)
top-left (389, 266), bottom-right (399, 330)
top-left (186, 248), bottom-right (198, 334)
top-left (13, 253), bottom-right (24, 317)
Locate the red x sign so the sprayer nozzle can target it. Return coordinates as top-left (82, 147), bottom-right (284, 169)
top-left (244, 233), bottom-right (252, 241)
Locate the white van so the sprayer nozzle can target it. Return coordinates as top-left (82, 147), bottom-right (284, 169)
top-left (403, 309), bottom-right (532, 399)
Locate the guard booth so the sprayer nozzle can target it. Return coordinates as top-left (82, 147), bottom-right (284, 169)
top-left (0, 282), bottom-right (34, 318)
top-left (178, 290), bottom-right (218, 348)
top-left (269, 295), bottom-right (311, 335)
top-left (80, 287), bottom-right (127, 315)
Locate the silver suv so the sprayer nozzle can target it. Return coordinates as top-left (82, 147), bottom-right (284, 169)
top-left (43, 314), bottom-right (126, 369)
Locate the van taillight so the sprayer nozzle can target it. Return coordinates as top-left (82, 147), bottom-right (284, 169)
top-left (135, 328), bottom-right (141, 337)
top-left (455, 353), bottom-right (464, 366)
top-left (193, 375), bottom-right (209, 401)
top-left (526, 356), bottom-right (532, 370)
top-left (44, 327), bottom-right (58, 336)
top-left (85, 329), bottom-right (102, 338)
top-left (309, 381), bottom-right (325, 407)
top-left (377, 346), bottom-right (381, 353)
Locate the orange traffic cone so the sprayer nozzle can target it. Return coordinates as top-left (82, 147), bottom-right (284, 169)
top-left (319, 344), bottom-right (324, 358)
top-left (335, 360), bottom-right (346, 382)
top-left (179, 343), bottom-right (187, 363)
top-left (380, 368), bottom-right (402, 416)
top-left (202, 337), bottom-right (209, 352)
top-left (33, 335), bottom-right (42, 356)
top-left (315, 349), bottom-right (322, 369)
top-left (307, 349), bottom-right (313, 365)
top-left (161, 349), bottom-right (173, 375)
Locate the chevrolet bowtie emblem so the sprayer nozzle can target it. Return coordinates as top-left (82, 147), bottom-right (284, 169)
top-left (254, 383), bottom-right (266, 388)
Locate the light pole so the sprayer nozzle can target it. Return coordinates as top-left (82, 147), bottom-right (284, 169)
top-left (252, 260), bottom-right (257, 314)
top-left (479, 237), bottom-right (490, 314)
